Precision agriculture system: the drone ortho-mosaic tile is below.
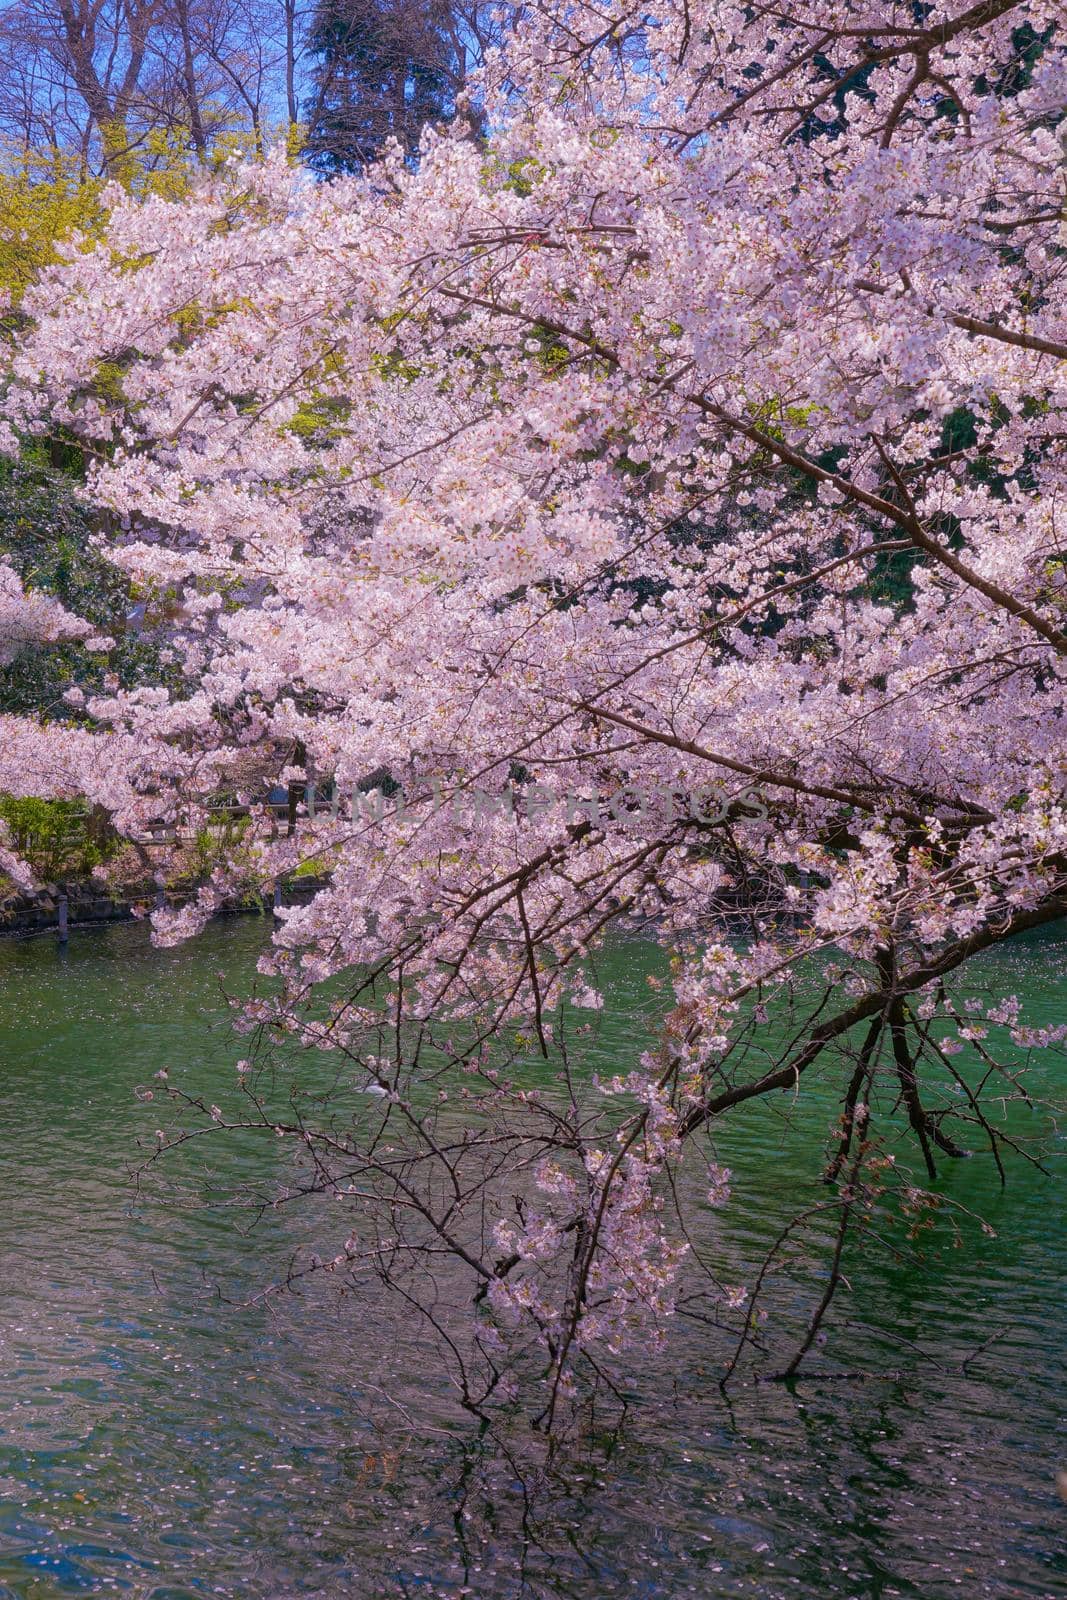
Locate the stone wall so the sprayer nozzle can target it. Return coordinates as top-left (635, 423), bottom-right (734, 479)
top-left (0, 888), bottom-right (133, 936)
top-left (0, 878), bottom-right (327, 937)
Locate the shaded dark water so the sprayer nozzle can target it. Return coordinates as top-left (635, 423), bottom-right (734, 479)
top-left (0, 918), bottom-right (1064, 1597)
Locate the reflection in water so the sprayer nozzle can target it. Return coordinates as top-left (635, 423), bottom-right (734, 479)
top-left (0, 919), bottom-right (1064, 1596)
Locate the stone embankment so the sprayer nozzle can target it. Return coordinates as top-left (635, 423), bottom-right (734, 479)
top-left (0, 878), bottom-right (326, 937)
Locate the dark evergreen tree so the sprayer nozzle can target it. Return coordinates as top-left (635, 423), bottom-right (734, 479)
top-left (304, 0), bottom-right (464, 172)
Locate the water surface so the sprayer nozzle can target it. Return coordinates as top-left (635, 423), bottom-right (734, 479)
top-left (0, 919), bottom-right (1064, 1597)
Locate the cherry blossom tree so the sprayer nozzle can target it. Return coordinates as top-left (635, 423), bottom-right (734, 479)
top-left (2, 0), bottom-right (1066, 1415)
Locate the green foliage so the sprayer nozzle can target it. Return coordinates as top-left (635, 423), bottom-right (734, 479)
top-left (0, 453), bottom-right (166, 716)
top-left (292, 852), bottom-right (332, 879)
top-left (179, 814), bottom-right (253, 885)
top-left (0, 795), bottom-right (117, 882)
top-left (498, 156), bottom-right (546, 197)
top-left (866, 544), bottom-right (919, 608)
top-left (0, 130), bottom-right (277, 314)
top-left (0, 146), bottom-right (103, 305)
top-left (287, 392), bottom-right (354, 444)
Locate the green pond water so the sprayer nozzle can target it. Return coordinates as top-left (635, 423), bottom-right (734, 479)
top-left (0, 917), bottom-right (1064, 1598)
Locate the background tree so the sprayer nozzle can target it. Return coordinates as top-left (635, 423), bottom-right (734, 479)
top-left (304, 0), bottom-right (487, 170)
top-left (0, 0), bottom-right (161, 177)
top-left (0, 0), bottom-right (311, 170)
